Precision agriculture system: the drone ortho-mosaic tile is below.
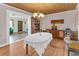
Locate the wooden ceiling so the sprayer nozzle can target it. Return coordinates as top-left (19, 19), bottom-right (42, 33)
top-left (6, 3), bottom-right (77, 14)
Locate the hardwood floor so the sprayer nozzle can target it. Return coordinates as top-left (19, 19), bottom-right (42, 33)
top-left (0, 39), bottom-right (68, 56)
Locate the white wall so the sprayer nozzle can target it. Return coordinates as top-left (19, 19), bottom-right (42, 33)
top-left (40, 10), bottom-right (77, 31)
top-left (76, 4), bottom-right (79, 40)
top-left (0, 4), bottom-right (8, 46)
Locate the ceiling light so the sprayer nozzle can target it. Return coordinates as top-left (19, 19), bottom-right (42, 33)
top-left (33, 3), bottom-right (44, 18)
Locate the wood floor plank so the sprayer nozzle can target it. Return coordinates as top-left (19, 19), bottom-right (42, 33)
top-left (0, 39), bottom-right (67, 56)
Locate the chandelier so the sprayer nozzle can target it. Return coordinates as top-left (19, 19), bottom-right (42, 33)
top-left (33, 3), bottom-right (44, 18)
top-left (33, 11), bottom-right (44, 18)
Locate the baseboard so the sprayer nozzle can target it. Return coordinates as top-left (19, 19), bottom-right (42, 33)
top-left (0, 39), bottom-right (23, 48)
top-left (0, 39), bottom-right (24, 48)
top-left (0, 43), bottom-right (9, 48)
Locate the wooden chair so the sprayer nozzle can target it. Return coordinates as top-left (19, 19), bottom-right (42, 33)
top-left (68, 42), bottom-right (79, 56)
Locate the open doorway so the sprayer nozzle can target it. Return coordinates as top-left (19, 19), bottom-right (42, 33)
top-left (9, 18), bottom-right (28, 43)
top-left (7, 10), bottom-right (30, 44)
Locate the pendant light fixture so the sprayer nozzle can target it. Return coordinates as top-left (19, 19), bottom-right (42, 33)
top-left (33, 3), bottom-right (44, 18)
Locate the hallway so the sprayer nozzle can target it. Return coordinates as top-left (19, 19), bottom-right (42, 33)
top-left (9, 33), bottom-right (28, 43)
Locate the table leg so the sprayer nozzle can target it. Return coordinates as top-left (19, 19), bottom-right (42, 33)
top-left (26, 44), bottom-right (28, 55)
top-left (68, 49), bottom-right (70, 56)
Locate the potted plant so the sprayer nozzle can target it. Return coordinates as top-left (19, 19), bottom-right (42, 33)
top-left (9, 27), bottom-right (14, 35)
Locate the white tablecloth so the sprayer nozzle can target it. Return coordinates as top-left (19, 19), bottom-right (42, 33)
top-left (24, 32), bottom-right (52, 56)
top-left (64, 36), bottom-right (72, 49)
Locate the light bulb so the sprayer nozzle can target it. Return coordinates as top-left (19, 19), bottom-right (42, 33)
top-left (39, 13), bottom-right (44, 18)
top-left (33, 12), bottom-right (44, 18)
top-left (33, 13), bottom-right (38, 17)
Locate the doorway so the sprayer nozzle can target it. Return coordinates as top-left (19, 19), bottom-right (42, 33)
top-left (18, 21), bottom-right (23, 33)
top-left (9, 20), bottom-right (28, 44)
top-left (7, 10), bottom-right (29, 44)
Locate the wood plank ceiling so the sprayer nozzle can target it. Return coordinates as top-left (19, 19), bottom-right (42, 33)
top-left (6, 3), bottom-right (77, 14)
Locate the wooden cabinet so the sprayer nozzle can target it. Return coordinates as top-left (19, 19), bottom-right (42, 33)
top-left (70, 31), bottom-right (78, 41)
top-left (31, 17), bottom-right (40, 33)
top-left (49, 30), bottom-right (64, 39)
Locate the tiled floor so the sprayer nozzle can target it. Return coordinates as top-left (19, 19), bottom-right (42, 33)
top-left (0, 39), bottom-right (68, 56)
top-left (9, 33), bottom-right (28, 43)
